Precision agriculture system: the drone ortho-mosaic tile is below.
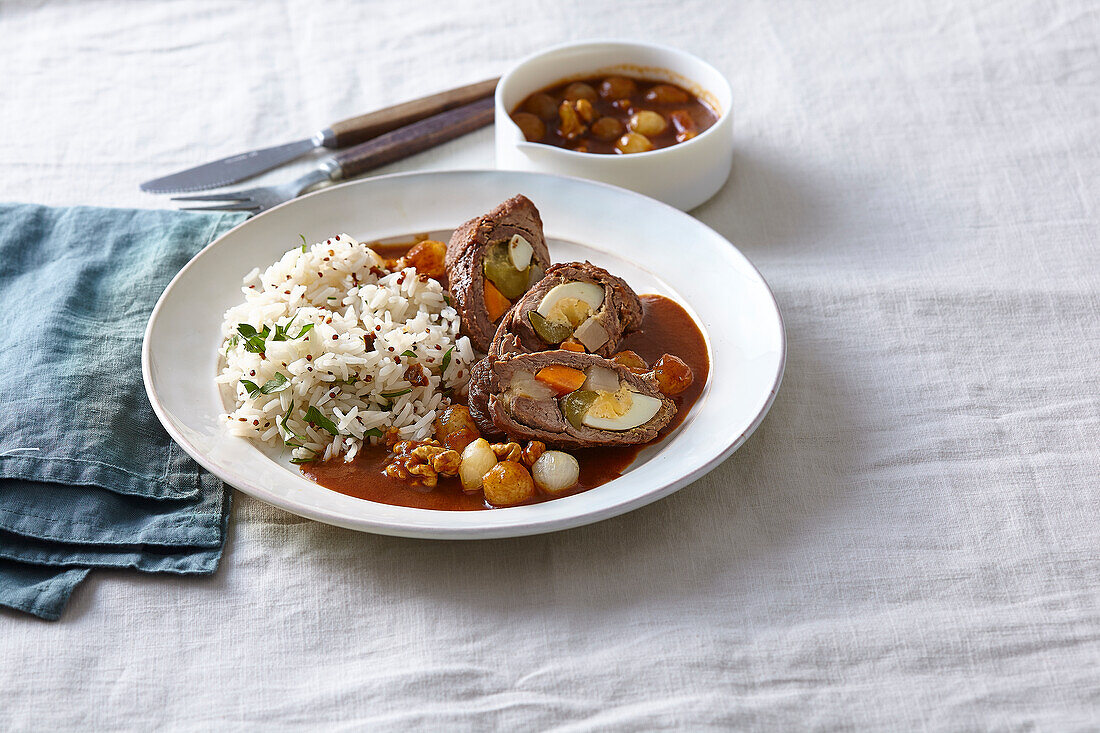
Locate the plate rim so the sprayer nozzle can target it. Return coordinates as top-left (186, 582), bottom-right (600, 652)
top-left (142, 169), bottom-right (786, 538)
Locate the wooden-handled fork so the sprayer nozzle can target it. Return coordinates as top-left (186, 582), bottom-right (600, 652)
top-left (142, 78), bottom-right (499, 194)
top-left (171, 95), bottom-right (496, 216)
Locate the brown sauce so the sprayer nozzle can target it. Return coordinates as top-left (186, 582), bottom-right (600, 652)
top-left (617, 295), bottom-right (710, 437)
top-left (303, 293), bottom-right (709, 510)
top-left (511, 75), bottom-right (718, 155)
top-left (371, 242), bottom-right (420, 258)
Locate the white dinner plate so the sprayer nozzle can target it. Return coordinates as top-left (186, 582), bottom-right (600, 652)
top-left (142, 170), bottom-right (785, 539)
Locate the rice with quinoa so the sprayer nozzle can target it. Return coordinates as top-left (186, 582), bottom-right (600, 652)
top-left (217, 233), bottom-right (474, 463)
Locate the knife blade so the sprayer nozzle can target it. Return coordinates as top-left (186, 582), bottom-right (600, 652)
top-left (140, 136), bottom-right (322, 193)
top-left (140, 77), bottom-right (499, 194)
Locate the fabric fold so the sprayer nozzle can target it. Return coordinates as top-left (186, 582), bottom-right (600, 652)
top-left (0, 560), bottom-right (89, 622)
top-left (0, 203), bottom-right (247, 620)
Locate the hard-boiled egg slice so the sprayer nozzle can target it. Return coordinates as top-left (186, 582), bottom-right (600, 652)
top-left (508, 234), bottom-right (533, 271)
top-left (581, 389), bottom-right (663, 431)
top-left (537, 281), bottom-right (604, 326)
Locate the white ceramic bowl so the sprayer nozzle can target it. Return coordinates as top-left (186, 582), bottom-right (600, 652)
top-left (495, 40), bottom-right (734, 211)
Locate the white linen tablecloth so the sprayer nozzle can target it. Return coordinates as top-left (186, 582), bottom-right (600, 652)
top-left (2, 0), bottom-right (1098, 729)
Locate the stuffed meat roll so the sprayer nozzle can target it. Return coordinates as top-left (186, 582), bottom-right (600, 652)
top-left (445, 194), bottom-right (551, 353)
top-left (467, 350), bottom-right (676, 448)
top-left (489, 261), bottom-right (643, 358)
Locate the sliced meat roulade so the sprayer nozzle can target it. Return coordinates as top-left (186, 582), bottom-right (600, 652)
top-left (467, 350), bottom-right (676, 448)
top-left (445, 194), bottom-right (552, 353)
top-left (489, 261), bottom-right (643, 358)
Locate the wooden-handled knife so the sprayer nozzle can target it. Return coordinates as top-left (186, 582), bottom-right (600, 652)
top-left (140, 77), bottom-right (498, 194)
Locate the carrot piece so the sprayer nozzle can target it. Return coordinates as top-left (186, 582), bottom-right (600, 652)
top-left (535, 365), bottom-right (588, 396)
top-left (559, 339), bottom-right (586, 353)
top-left (484, 279), bottom-right (512, 322)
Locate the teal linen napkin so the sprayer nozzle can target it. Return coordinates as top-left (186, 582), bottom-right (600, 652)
top-left (0, 204), bottom-right (247, 620)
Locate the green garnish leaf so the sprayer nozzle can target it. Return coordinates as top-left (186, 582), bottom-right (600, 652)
top-left (268, 315), bottom-right (313, 343)
top-left (363, 427), bottom-right (384, 438)
top-left (440, 346), bottom-right (454, 374)
top-left (279, 400), bottom-right (308, 445)
top-left (303, 405), bottom-right (340, 435)
top-left (443, 293), bottom-right (452, 306)
top-left (225, 335), bottom-right (239, 354)
top-left (259, 372), bottom-right (290, 394)
top-left (400, 350), bottom-right (417, 359)
top-left (300, 234), bottom-right (308, 252)
top-left (380, 388), bottom-right (412, 399)
top-left (243, 373), bottom-right (290, 398)
top-left (280, 399), bottom-right (293, 433)
top-left (288, 443), bottom-right (321, 463)
top-left (271, 319), bottom-right (291, 342)
top-left (236, 323), bottom-right (269, 354)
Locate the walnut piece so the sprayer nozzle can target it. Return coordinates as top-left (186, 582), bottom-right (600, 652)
top-left (431, 449), bottom-right (461, 476)
top-left (408, 462), bottom-right (438, 487)
top-left (490, 442), bottom-right (522, 462)
top-left (521, 441), bottom-right (546, 467)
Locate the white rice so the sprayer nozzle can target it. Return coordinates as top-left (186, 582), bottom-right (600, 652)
top-left (217, 234), bottom-right (474, 463)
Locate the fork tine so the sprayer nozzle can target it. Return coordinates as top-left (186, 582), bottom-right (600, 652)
top-left (177, 202), bottom-right (261, 213)
top-left (171, 192), bottom-right (253, 203)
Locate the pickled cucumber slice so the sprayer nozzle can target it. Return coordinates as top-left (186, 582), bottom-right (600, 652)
top-left (528, 311), bottom-right (573, 344)
top-left (560, 390), bottom-right (599, 429)
top-left (483, 242), bottom-right (530, 299)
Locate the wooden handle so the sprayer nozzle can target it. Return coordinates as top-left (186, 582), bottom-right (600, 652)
top-left (322, 77), bottom-right (498, 149)
top-left (331, 96), bottom-right (495, 180)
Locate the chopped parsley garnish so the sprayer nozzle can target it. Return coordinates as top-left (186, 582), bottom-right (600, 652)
top-left (272, 322), bottom-right (290, 341)
top-left (240, 372), bottom-right (291, 398)
top-left (236, 323), bottom-right (270, 354)
top-left (303, 405), bottom-right (340, 435)
top-left (271, 318), bottom-right (313, 342)
top-left (400, 349), bottom-right (417, 359)
top-left (261, 372), bottom-right (290, 393)
top-left (440, 345), bottom-right (454, 374)
top-left (300, 234), bottom-right (308, 252)
top-left (363, 427), bottom-right (384, 438)
top-left (279, 400), bottom-right (294, 434)
top-left (279, 399), bottom-right (310, 447)
top-left (238, 319), bottom-right (312, 353)
top-left (378, 387), bottom-right (413, 411)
